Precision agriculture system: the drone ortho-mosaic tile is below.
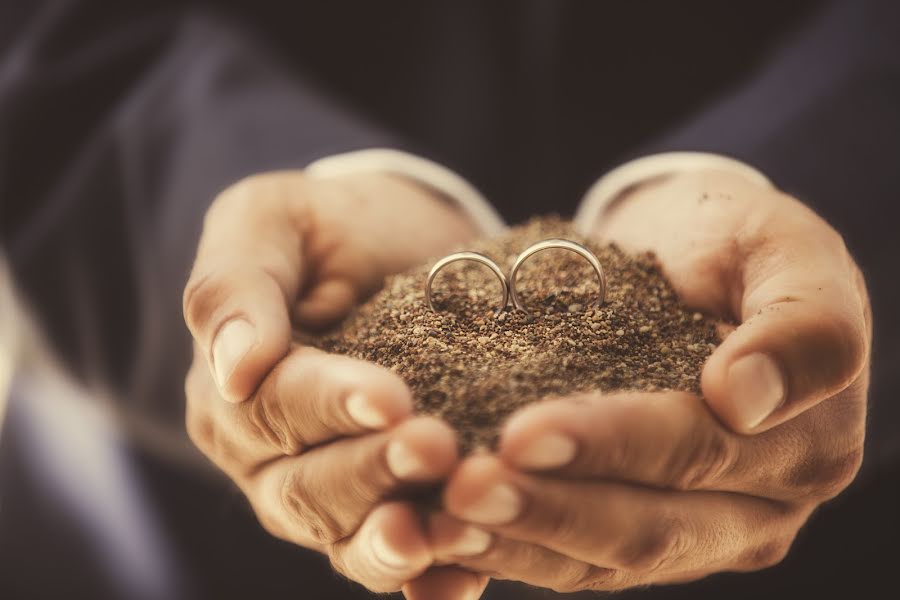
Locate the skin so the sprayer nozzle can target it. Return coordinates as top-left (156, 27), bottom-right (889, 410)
top-left (433, 170), bottom-right (871, 592)
top-left (183, 168), bottom-right (870, 597)
top-left (182, 171), bottom-right (485, 597)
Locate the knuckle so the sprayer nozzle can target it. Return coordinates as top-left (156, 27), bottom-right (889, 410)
top-left (184, 359), bottom-right (249, 472)
top-left (244, 379), bottom-right (302, 455)
top-left (280, 468), bottom-right (344, 544)
top-left (185, 405), bottom-right (215, 456)
top-left (346, 439), bottom-right (396, 504)
top-left (325, 546), bottom-right (351, 581)
top-left (327, 545), bottom-right (397, 594)
top-left (672, 430), bottom-right (736, 491)
top-left (604, 428), bottom-right (633, 477)
top-left (585, 569), bottom-right (635, 592)
top-left (182, 272), bottom-right (227, 334)
top-left (534, 500), bottom-right (583, 546)
top-left (226, 171), bottom-right (292, 196)
top-left (557, 564), bottom-right (622, 593)
top-left (620, 516), bottom-right (690, 574)
top-left (790, 446), bottom-right (864, 501)
top-left (823, 447), bottom-right (864, 498)
top-left (211, 171), bottom-right (308, 226)
top-left (185, 397), bottom-right (244, 473)
top-left (325, 552), bottom-right (353, 587)
top-left (211, 174), bottom-right (276, 217)
top-left (252, 503), bottom-right (293, 543)
top-left (743, 538), bottom-right (793, 571)
top-left (804, 302), bottom-right (869, 396)
top-left (828, 311), bottom-right (869, 387)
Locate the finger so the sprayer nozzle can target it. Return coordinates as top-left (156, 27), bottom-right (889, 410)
top-left (187, 345), bottom-right (415, 469)
top-left (498, 390), bottom-right (864, 502)
top-left (328, 502), bottom-right (433, 593)
top-left (594, 172), bottom-right (869, 434)
top-left (248, 416), bottom-right (458, 546)
top-left (183, 172), bottom-right (309, 402)
top-left (428, 512), bottom-right (493, 563)
top-left (429, 513), bottom-right (639, 593)
top-left (294, 278), bottom-right (358, 330)
top-left (500, 391), bottom-right (737, 490)
top-left (430, 514), bottom-right (725, 591)
top-left (444, 455), bottom-right (799, 576)
top-left (239, 346), bottom-right (416, 459)
top-left (701, 196), bottom-right (868, 433)
top-left (402, 566), bottom-right (489, 600)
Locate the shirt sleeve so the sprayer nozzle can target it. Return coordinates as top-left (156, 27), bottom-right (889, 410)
top-left (306, 149), bottom-right (507, 237)
top-left (573, 152), bottom-right (771, 234)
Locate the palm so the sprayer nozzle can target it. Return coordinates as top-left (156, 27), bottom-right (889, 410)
top-left (592, 171), bottom-right (758, 321)
top-left (293, 173), bottom-right (478, 329)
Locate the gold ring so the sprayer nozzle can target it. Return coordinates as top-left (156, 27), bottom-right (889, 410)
top-left (425, 251), bottom-right (510, 313)
top-left (508, 238), bottom-right (606, 312)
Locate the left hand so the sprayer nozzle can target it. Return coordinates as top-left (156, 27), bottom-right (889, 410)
top-left (428, 169), bottom-right (871, 592)
top-left (181, 170), bottom-right (488, 597)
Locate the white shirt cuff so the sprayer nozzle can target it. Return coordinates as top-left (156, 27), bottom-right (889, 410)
top-left (305, 148), bottom-right (507, 237)
top-left (573, 152), bottom-right (773, 235)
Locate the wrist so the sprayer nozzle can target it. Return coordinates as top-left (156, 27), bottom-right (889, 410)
top-left (317, 171), bottom-right (481, 242)
top-left (576, 152), bottom-right (772, 237)
top-left (594, 169), bottom-right (779, 242)
top-left (381, 173), bottom-right (483, 240)
top-left (305, 148), bottom-right (506, 237)
top-left (590, 175), bottom-right (671, 240)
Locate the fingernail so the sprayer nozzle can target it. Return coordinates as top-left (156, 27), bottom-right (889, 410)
top-left (371, 528), bottom-right (407, 569)
top-left (212, 319), bottom-right (257, 396)
top-left (387, 439), bottom-right (428, 480)
top-left (445, 526), bottom-right (491, 557)
top-left (458, 483), bottom-right (522, 525)
top-left (346, 392), bottom-right (388, 429)
top-left (513, 432), bottom-right (576, 470)
top-left (727, 353), bottom-right (785, 429)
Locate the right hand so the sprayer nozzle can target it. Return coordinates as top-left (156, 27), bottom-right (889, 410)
top-left (182, 170), bottom-right (482, 594)
top-left (428, 170), bottom-right (869, 593)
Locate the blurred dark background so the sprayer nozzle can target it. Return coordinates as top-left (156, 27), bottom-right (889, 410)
top-left (2, 0), bottom-right (823, 230)
top-left (222, 0), bottom-right (823, 222)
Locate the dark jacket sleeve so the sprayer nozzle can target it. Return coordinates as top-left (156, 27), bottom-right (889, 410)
top-left (0, 1), bottom-right (401, 449)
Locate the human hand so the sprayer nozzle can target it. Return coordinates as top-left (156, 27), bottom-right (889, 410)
top-left (183, 171), bottom-right (483, 593)
top-left (429, 169), bottom-right (870, 592)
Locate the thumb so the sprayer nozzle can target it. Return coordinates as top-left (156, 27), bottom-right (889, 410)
top-left (702, 221), bottom-right (869, 433)
top-left (183, 174), bottom-right (307, 402)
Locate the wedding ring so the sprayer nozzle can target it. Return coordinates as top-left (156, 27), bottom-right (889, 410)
top-left (426, 251), bottom-right (510, 313)
top-left (509, 238), bottom-right (607, 311)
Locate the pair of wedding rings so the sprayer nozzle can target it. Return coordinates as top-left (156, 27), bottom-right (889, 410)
top-left (425, 238), bottom-right (607, 314)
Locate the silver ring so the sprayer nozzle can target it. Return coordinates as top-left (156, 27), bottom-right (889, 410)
top-left (509, 238), bottom-right (607, 311)
top-left (426, 251), bottom-right (510, 313)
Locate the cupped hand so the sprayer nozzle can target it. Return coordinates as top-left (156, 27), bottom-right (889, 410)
top-left (182, 171), bottom-right (483, 593)
top-left (431, 169), bottom-right (870, 592)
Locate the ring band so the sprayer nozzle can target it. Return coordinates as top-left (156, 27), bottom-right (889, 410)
top-left (426, 251), bottom-right (510, 313)
top-left (508, 238), bottom-right (607, 311)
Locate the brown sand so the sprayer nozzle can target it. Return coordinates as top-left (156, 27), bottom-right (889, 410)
top-left (312, 218), bottom-right (720, 451)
